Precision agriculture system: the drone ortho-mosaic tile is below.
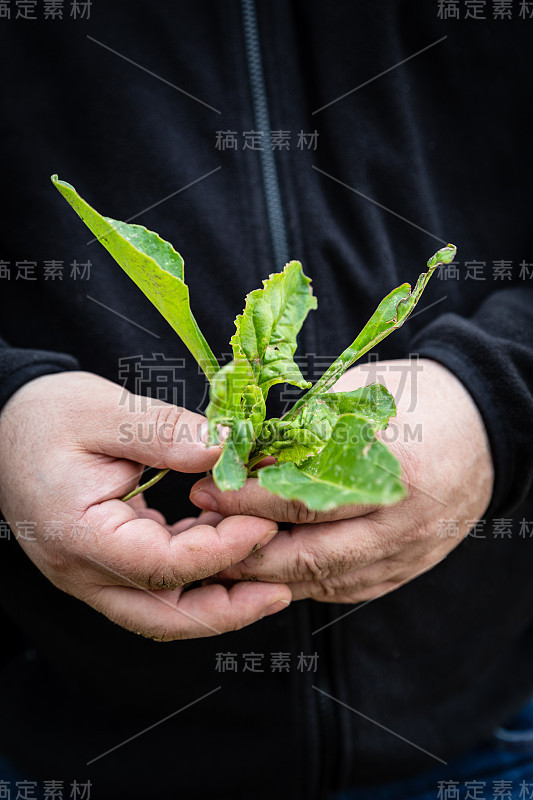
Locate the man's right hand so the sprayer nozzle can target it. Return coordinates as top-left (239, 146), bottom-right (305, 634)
top-left (0, 371), bottom-right (290, 640)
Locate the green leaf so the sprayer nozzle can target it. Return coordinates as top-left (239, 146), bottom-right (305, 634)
top-left (53, 172), bottom-right (453, 512)
top-left (287, 244), bottom-right (456, 418)
top-left (311, 384), bottom-right (397, 432)
top-left (249, 383), bottom-right (397, 467)
top-left (205, 358), bottom-right (254, 442)
top-left (51, 175), bottom-right (219, 381)
top-left (213, 418), bottom-right (255, 492)
top-left (242, 384), bottom-right (266, 439)
top-left (251, 418), bottom-right (326, 466)
top-left (231, 261), bottom-right (317, 398)
top-left (206, 359), bottom-right (261, 490)
top-left (258, 414), bottom-right (406, 511)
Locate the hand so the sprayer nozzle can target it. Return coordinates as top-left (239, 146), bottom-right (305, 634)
top-left (190, 359), bottom-right (494, 603)
top-left (0, 371), bottom-right (290, 637)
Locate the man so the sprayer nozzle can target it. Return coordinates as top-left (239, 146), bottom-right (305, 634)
top-left (1, 2), bottom-right (532, 798)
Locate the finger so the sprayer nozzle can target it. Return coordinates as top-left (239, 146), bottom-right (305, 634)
top-left (287, 553), bottom-right (439, 602)
top-left (168, 510), bottom-right (224, 535)
top-left (190, 475), bottom-right (376, 525)
top-left (286, 555), bottom-right (402, 601)
top-left (196, 509), bottom-right (225, 526)
top-left (87, 580), bottom-right (291, 641)
top-left (126, 492), bottom-right (168, 526)
top-left (71, 499), bottom-right (279, 590)
top-left (75, 377), bottom-right (222, 473)
top-left (213, 517), bottom-right (394, 584)
top-left (169, 517), bottom-right (201, 534)
top-left (125, 493), bottom-right (148, 512)
top-left (288, 577), bottom-right (399, 603)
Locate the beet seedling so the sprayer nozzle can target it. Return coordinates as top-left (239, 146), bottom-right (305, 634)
top-left (52, 175), bottom-right (456, 510)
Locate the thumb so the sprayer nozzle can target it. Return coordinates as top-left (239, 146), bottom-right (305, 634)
top-left (81, 379), bottom-right (222, 473)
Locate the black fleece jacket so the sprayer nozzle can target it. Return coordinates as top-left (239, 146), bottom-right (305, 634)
top-left (1, 2), bottom-right (533, 798)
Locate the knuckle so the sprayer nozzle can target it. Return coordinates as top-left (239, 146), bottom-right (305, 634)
top-left (285, 500), bottom-right (318, 525)
top-left (397, 515), bottom-right (431, 548)
top-left (144, 560), bottom-right (190, 590)
top-left (411, 521), bottom-right (431, 546)
top-left (151, 404), bottom-right (186, 452)
top-left (145, 570), bottom-right (182, 591)
top-left (231, 495), bottom-right (251, 517)
top-left (223, 493), bottom-right (262, 521)
top-left (295, 548), bottom-right (330, 582)
top-left (310, 578), bottom-right (338, 600)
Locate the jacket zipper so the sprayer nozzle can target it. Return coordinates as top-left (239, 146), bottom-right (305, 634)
top-left (240, 4), bottom-right (342, 796)
top-left (240, 0), bottom-right (290, 270)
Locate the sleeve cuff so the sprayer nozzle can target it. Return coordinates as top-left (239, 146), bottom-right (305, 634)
top-left (0, 349), bottom-right (80, 413)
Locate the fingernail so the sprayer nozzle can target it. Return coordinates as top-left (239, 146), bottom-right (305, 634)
top-left (217, 424), bottom-right (230, 443)
top-left (260, 599), bottom-right (291, 619)
top-left (199, 422), bottom-right (229, 447)
top-left (259, 527), bottom-right (278, 543)
top-left (190, 490), bottom-right (218, 512)
top-left (199, 422), bottom-right (215, 447)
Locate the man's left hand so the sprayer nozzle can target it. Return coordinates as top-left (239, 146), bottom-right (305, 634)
top-left (190, 359), bottom-right (494, 603)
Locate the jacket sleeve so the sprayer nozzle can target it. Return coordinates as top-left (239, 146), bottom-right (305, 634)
top-left (0, 335), bottom-right (79, 412)
top-left (411, 286), bottom-right (533, 517)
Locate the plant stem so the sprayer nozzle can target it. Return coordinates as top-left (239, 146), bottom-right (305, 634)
top-left (246, 453), bottom-right (266, 472)
top-left (121, 468), bottom-right (170, 502)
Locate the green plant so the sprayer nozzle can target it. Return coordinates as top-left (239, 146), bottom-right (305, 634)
top-left (52, 175), bottom-right (456, 511)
